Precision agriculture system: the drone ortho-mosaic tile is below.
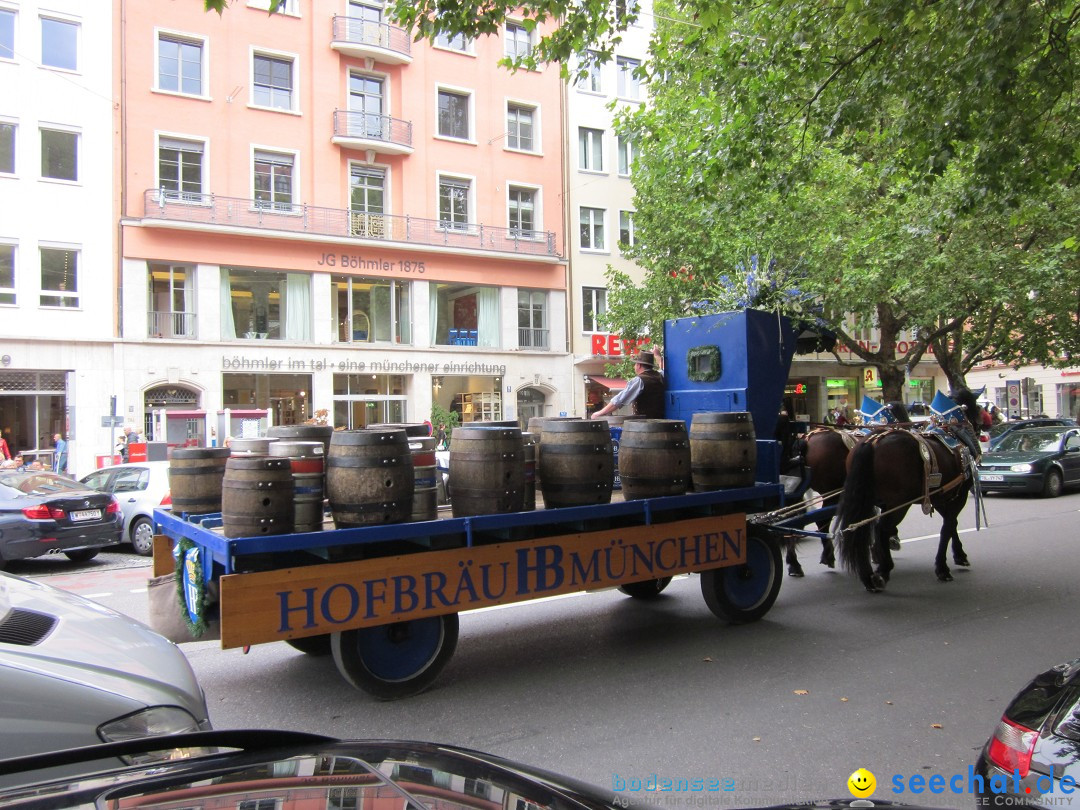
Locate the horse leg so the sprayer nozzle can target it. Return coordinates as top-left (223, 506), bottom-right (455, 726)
top-left (817, 516), bottom-right (836, 568)
top-left (952, 531), bottom-right (970, 567)
top-left (873, 516), bottom-right (897, 585)
top-left (934, 519), bottom-right (954, 582)
top-left (785, 539), bottom-right (805, 578)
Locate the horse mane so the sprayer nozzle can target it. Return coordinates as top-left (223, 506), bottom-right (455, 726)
top-left (951, 388), bottom-right (981, 430)
top-left (886, 401), bottom-right (911, 424)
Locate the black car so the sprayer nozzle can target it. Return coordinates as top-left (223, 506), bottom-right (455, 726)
top-left (987, 417), bottom-right (1078, 451)
top-left (975, 658), bottom-right (1080, 808)
top-left (0, 471), bottom-right (123, 568)
top-left (977, 427), bottom-right (1080, 497)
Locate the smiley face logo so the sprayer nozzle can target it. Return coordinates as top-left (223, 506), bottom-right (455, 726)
top-left (847, 768), bottom-right (876, 798)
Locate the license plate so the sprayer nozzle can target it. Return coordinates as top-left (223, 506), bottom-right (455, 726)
top-left (71, 509), bottom-right (102, 522)
top-left (980, 474), bottom-right (1004, 482)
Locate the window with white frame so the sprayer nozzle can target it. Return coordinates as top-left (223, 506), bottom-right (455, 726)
top-left (506, 103), bottom-right (535, 151)
top-left (505, 22), bottom-right (531, 58)
top-left (349, 164), bottom-right (386, 237)
top-left (508, 186), bottom-right (536, 237)
top-left (617, 56), bottom-right (641, 100)
top-left (617, 134), bottom-right (636, 176)
top-left (578, 127), bottom-right (603, 172)
top-left (579, 207), bottom-right (605, 251)
top-left (253, 150), bottom-right (294, 210)
top-left (439, 175), bottom-right (471, 230)
top-left (248, 0), bottom-right (299, 13)
top-left (334, 275), bottom-right (411, 344)
top-left (0, 243), bottom-right (15, 306)
top-left (158, 137), bottom-right (205, 201)
top-left (147, 263), bottom-right (196, 338)
top-left (0, 8), bottom-right (14, 60)
top-left (518, 289), bottom-right (548, 349)
top-left (327, 787), bottom-right (360, 810)
top-left (40, 128), bottom-right (77, 181)
top-left (0, 121), bottom-right (14, 174)
top-left (582, 286), bottom-right (607, 332)
top-left (435, 28), bottom-right (470, 52)
top-left (41, 16), bottom-right (77, 71)
top-left (437, 89), bottom-right (470, 140)
top-left (238, 800), bottom-right (278, 810)
top-left (157, 33), bottom-right (204, 95)
top-left (619, 210), bottom-right (636, 249)
top-left (581, 51), bottom-right (602, 93)
top-left (253, 52), bottom-right (294, 110)
top-left (614, 0), bottom-right (639, 25)
top-left (222, 267), bottom-right (311, 341)
top-left (40, 246), bottom-right (78, 308)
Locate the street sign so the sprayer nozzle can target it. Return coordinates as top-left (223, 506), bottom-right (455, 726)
top-left (1006, 379), bottom-right (1021, 419)
top-left (101, 415), bottom-right (124, 427)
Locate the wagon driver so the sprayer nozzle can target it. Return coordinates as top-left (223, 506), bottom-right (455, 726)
top-left (590, 349), bottom-right (666, 420)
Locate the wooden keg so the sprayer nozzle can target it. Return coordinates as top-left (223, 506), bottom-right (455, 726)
top-left (521, 432), bottom-right (537, 511)
top-left (268, 440), bottom-right (325, 533)
top-left (369, 422), bottom-right (432, 438)
top-left (689, 411), bottom-right (757, 490)
top-left (449, 426), bottom-right (525, 517)
top-left (168, 447), bottom-right (231, 516)
top-left (526, 416), bottom-right (579, 489)
top-left (228, 437), bottom-right (277, 455)
top-left (221, 455), bottom-right (295, 538)
top-left (538, 420), bottom-right (613, 509)
top-left (603, 415), bottom-right (647, 491)
top-left (326, 429), bottom-right (414, 528)
top-left (266, 424), bottom-right (334, 461)
top-left (408, 436), bottom-right (439, 522)
top-left (618, 419), bottom-right (692, 500)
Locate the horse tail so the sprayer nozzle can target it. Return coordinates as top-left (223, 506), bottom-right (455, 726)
top-left (835, 439), bottom-right (878, 585)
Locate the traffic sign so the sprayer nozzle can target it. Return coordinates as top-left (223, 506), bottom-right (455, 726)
top-left (101, 415), bottom-right (124, 427)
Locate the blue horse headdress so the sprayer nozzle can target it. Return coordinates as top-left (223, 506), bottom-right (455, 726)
top-left (930, 390), bottom-right (964, 424)
top-left (859, 395), bottom-right (896, 425)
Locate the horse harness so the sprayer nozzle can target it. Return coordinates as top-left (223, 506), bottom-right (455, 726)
top-left (861, 427), bottom-right (975, 516)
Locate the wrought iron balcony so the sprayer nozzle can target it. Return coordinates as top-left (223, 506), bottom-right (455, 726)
top-left (518, 327), bottom-right (550, 350)
top-left (148, 310), bottom-right (197, 339)
top-left (141, 190), bottom-right (561, 258)
top-left (331, 15), bottom-right (412, 64)
top-left (332, 110), bottom-right (413, 155)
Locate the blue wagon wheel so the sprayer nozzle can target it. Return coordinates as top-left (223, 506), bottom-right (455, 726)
top-left (700, 527), bottom-right (782, 623)
top-left (331, 614), bottom-right (459, 700)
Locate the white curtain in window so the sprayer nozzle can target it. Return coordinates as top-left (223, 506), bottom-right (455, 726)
top-left (220, 269), bottom-right (236, 339)
top-left (477, 286), bottom-right (499, 347)
top-left (285, 273), bottom-right (311, 340)
top-left (429, 282), bottom-right (440, 344)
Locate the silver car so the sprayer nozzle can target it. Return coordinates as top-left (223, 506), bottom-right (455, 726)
top-left (0, 570), bottom-right (211, 783)
top-left (80, 461), bottom-right (171, 556)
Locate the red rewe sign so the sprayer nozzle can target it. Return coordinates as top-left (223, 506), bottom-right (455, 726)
top-left (590, 334), bottom-right (651, 357)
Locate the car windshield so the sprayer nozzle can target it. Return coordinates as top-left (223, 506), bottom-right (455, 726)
top-left (0, 472), bottom-right (85, 496)
top-left (996, 430), bottom-right (1062, 453)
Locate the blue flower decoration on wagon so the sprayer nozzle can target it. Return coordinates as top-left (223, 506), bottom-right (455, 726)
top-left (930, 390), bottom-right (964, 425)
top-left (859, 396), bottom-right (896, 425)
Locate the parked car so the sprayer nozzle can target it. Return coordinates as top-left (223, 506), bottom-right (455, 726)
top-left (974, 657), bottom-right (1080, 808)
top-left (0, 570), bottom-right (211, 784)
top-left (986, 417), bottom-right (1078, 451)
top-left (0, 471), bottom-right (123, 568)
top-left (80, 461), bottom-right (171, 556)
top-left (977, 426), bottom-right (1080, 497)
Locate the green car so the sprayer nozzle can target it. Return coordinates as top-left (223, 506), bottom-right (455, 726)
top-left (977, 426), bottom-right (1080, 497)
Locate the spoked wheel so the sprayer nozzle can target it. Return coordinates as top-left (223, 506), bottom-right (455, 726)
top-left (700, 528), bottom-right (782, 623)
top-left (618, 577), bottom-right (673, 599)
top-left (331, 613), bottom-right (459, 700)
top-left (285, 634), bottom-right (333, 656)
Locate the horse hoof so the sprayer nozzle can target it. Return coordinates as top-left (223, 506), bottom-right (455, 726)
top-left (937, 570), bottom-right (953, 582)
top-left (867, 574), bottom-right (886, 593)
top-left (888, 536), bottom-right (901, 551)
top-left (954, 556), bottom-right (970, 567)
top-left (820, 553), bottom-right (835, 568)
top-left (788, 568), bottom-right (805, 578)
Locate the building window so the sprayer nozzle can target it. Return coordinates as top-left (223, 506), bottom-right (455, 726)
top-left (508, 186), bottom-right (536, 237)
top-left (435, 28), bottom-right (470, 52)
top-left (253, 53), bottom-right (294, 110)
top-left (505, 22), bottom-right (531, 58)
top-left (221, 267), bottom-right (311, 341)
top-left (40, 128), bottom-right (77, 181)
top-left (506, 103), bottom-right (535, 151)
top-left (619, 210), bottom-right (636, 248)
top-left (618, 135), bottom-right (636, 176)
top-left (332, 373), bottom-right (407, 429)
top-left (350, 164), bottom-right (386, 237)
top-left (518, 289), bottom-right (548, 349)
top-left (583, 286), bottom-right (607, 332)
top-left (614, 0), bottom-right (639, 24)
top-left (253, 150), bottom-right (295, 210)
top-left (41, 17), bottom-right (77, 71)
top-left (40, 246), bottom-right (78, 308)
top-left (578, 127), bottom-right (603, 172)
top-left (0, 9), bottom-right (14, 60)
top-left (430, 282), bottom-right (499, 347)
top-left (158, 33), bottom-right (204, 95)
top-left (249, 0), bottom-right (299, 13)
top-left (148, 263), bottom-right (196, 338)
top-left (0, 243), bottom-right (14, 306)
top-left (438, 175), bottom-right (471, 230)
top-left (617, 56), bottom-right (641, 100)
top-left (0, 121), bottom-right (14, 174)
top-left (328, 788), bottom-right (360, 810)
top-left (334, 275), bottom-right (411, 344)
top-left (348, 73), bottom-right (385, 139)
top-left (579, 207), bottom-right (605, 251)
top-left (581, 51), bottom-right (602, 93)
top-left (158, 137), bottom-right (204, 201)
top-left (437, 89), bottom-right (470, 140)
top-left (238, 797), bottom-right (279, 810)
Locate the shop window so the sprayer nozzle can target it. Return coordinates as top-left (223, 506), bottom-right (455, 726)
top-left (430, 282), bottom-right (498, 347)
top-left (221, 267), bottom-right (310, 341)
top-left (332, 373), bottom-right (406, 429)
top-left (333, 275), bottom-right (411, 344)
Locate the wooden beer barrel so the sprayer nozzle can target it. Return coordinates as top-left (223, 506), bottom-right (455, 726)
top-left (369, 422), bottom-right (431, 437)
top-left (618, 419), bottom-right (692, 500)
top-left (326, 429), bottom-right (414, 528)
top-left (603, 415), bottom-right (647, 491)
top-left (526, 416), bottom-right (579, 489)
top-left (408, 436), bottom-right (439, 522)
top-left (266, 424), bottom-right (334, 461)
top-left (221, 455), bottom-right (295, 538)
top-left (268, 440), bottom-right (325, 533)
top-left (521, 432), bottom-right (537, 511)
top-left (228, 437), bottom-right (277, 455)
top-left (449, 426), bottom-right (525, 517)
top-left (689, 411), bottom-right (757, 490)
top-left (168, 447), bottom-right (231, 516)
top-left (538, 420), bottom-right (613, 509)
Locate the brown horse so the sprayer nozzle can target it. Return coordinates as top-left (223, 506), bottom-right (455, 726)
top-left (834, 391), bottom-right (981, 592)
top-left (783, 427), bottom-right (851, 576)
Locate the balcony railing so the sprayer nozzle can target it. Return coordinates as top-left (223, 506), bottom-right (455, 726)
top-left (142, 190), bottom-right (561, 258)
top-left (518, 327), bottom-right (550, 349)
top-left (332, 110), bottom-right (413, 154)
top-left (331, 15), bottom-right (412, 64)
top-left (148, 310), bottom-right (197, 338)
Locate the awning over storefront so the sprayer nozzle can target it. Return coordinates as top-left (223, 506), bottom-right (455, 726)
top-left (588, 376), bottom-right (628, 391)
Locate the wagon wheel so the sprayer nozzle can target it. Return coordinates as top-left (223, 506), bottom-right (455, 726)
top-left (331, 614), bottom-right (459, 700)
top-left (285, 634), bottom-right (333, 656)
top-left (618, 577), bottom-right (673, 599)
top-left (700, 526), bottom-right (782, 623)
